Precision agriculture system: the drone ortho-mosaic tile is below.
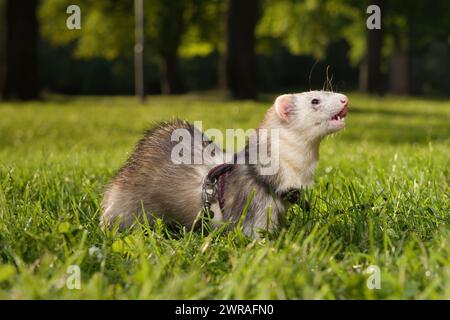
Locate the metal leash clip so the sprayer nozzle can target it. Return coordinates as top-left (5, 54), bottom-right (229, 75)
top-left (201, 163), bottom-right (234, 220)
top-left (202, 177), bottom-right (217, 219)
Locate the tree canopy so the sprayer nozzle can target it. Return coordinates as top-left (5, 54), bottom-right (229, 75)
top-left (1, 0), bottom-right (447, 100)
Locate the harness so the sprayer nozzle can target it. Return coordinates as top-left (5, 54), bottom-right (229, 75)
top-left (202, 163), bottom-right (234, 218)
top-left (201, 163), bottom-right (302, 218)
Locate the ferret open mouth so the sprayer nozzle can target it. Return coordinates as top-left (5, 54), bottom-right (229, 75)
top-left (329, 105), bottom-right (348, 126)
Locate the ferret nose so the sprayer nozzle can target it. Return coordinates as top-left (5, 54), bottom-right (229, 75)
top-left (340, 96), bottom-right (349, 107)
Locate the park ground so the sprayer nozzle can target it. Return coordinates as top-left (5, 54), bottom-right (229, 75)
top-left (0, 93), bottom-right (449, 299)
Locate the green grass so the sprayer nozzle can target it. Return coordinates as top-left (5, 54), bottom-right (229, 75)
top-left (0, 93), bottom-right (449, 299)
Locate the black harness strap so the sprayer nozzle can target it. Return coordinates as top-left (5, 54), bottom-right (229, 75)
top-left (201, 164), bottom-right (303, 218)
top-left (206, 163), bottom-right (234, 182)
top-left (280, 188), bottom-right (310, 211)
top-left (280, 188), bottom-right (301, 204)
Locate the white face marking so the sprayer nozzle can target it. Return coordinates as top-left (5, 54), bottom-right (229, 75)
top-left (283, 90), bottom-right (349, 139)
top-left (270, 90), bottom-right (349, 191)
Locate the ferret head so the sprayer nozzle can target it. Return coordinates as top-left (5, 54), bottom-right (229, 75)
top-left (273, 90), bottom-right (349, 139)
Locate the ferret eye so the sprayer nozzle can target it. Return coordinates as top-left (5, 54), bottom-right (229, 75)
top-left (311, 99), bottom-right (320, 105)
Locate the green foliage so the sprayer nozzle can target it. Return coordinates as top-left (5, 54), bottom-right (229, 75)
top-left (257, 0), bottom-right (450, 67)
top-left (0, 94), bottom-right (449, 298)
top-left (383, 0), bottom-right (450, 69)
top-left (178, 0), bottom-right (227, 57)
top-left (39, 0), bottom-right (225, 61)
top-left (0, 0), bottom-right (7, 64)
top-left (257, 0), bottom-right (365, 61)
top-left (39, 0), bottom-right (134, 60)
top-left (38, 0), bottom-right (450, 83)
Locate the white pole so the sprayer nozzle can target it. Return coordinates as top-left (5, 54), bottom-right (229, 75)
top-left (134, 0), bottom-right (145, 103)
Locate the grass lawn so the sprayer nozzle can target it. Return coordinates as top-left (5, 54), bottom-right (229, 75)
top-left (0, 93), bottom-right (449, 299)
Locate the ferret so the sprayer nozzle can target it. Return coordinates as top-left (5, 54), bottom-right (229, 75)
top-left (101, 91), bottom-right (349, 237)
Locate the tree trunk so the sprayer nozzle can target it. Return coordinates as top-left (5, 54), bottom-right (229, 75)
top-left (2, 0), bottom-right (39, 100)
top-left (358, 58), bottom-right (368, 92)
top-left (156, 0), bottom-right (186, 95)
top-left (225, 0), bottom-right (259, 100)
top-left (0, 0), bottom-right (6, 98)
top-left (361, 0), bottom-right (386, 94)
top-left (134, 0), bottom-right (145, 102)
top-left (389, 41), bottom-right (409, 95)
top-left (217, 52), bottom-right (227, 91)
top-left (406, 8), bottom-right (418, 95)
top-left (366, 25), bottom-right (383, 93)
top-left (159, 53), bottom-right (184, 95)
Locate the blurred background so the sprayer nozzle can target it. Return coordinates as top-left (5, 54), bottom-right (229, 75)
top-left (1, 1), bottom-right (449, 301)
top-left (0, 0), bottom-right (449, 101)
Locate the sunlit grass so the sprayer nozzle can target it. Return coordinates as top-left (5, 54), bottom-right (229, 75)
top-left (0, 93), bottom-right (449, 299)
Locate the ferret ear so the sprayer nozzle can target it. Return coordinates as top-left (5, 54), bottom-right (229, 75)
top-left (274, 94), bottom-right (295, 122)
